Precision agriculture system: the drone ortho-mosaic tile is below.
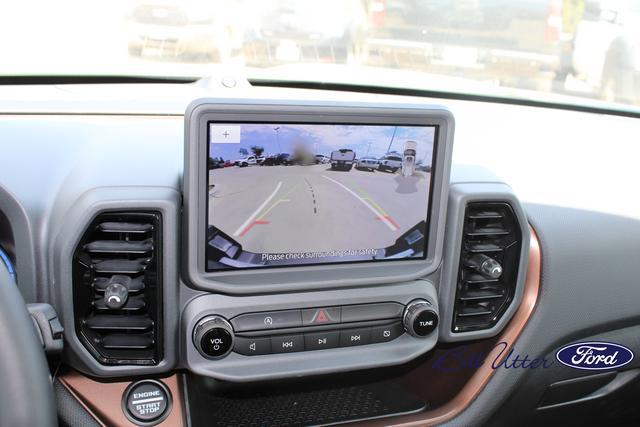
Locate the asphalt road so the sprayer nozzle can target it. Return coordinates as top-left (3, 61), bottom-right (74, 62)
top-left (208, 164), bottom-right (430, 255)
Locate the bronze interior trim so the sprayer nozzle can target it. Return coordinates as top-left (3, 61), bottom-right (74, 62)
top-left (58, 372), bottom-right (185, 427)
top-left (364, 226), bottom-right (542, 426)
top-left (58, 377), bottom-right (106, 427)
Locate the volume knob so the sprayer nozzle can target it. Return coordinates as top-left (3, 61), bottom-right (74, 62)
top-left (403, 299), bottom-right (439, 338)
top-left (193, 315), bottom-right (234, 359)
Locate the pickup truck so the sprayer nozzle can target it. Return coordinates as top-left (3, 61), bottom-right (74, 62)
top-left (330, 149), bottom-right (356, 171)
top-left (234, 155), bottom-right (265, 167)
top-left (569, 1), bottom-right (640, 104)
top-left (378, 152), bottom-right (403, 173)
top-left (366, 0), bottom-right (565, 90)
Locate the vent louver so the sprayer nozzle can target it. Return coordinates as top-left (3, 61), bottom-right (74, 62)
top-left (452, 202), bottom-right (522, 333)
top-left (73, 212), bottom-right (162, 365)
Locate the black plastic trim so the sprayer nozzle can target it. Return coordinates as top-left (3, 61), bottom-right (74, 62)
top-left (452, 202), bottom-right (522, 332)
top-left (72, 211), bottom-right (163, 365)
top-left (0, 75), bottom-right (195, 85)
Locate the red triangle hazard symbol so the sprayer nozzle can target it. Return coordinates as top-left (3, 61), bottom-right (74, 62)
top-left (315, 309), bottom-right (329, 323)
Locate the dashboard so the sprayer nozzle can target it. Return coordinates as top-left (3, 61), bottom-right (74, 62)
top-left (1, 79), bottom-right (640, 426)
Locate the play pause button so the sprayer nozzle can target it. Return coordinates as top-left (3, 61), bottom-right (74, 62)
top-left (304, 331), bottom-right (339, 350)
top-left (339, 328), bottom-right (371, 347)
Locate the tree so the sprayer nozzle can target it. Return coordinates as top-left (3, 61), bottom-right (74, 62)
top-left (238, 148), bottom-right (249, 156)
top-left (250, 145), bottom-right (265, 157)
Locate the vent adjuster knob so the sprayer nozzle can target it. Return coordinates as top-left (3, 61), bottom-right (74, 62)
top-left (467, 254), bottom-right (503, 279)
top-left (104, 282), bottom-right (129, 310)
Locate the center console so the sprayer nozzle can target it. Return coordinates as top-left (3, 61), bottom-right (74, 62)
top-left (180, 100), bottom-right (454, 380)
top-left (52, 96), bottom-right (531, 425)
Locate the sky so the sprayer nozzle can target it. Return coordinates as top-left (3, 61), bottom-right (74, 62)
top-left (209, 123), bottom-right (435, 163)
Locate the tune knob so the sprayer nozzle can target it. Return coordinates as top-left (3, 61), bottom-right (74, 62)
top-left (403, 299), bottom-right (439, 337)
top-left (193, 315), bottom-right (234, 359)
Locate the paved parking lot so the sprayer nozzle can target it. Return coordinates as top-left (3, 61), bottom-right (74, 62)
top-left (208, 164), bottom-right (430, 254)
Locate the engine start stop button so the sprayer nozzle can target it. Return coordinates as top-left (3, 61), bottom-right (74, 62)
top-left (123, 380), bottom-right (171, 425)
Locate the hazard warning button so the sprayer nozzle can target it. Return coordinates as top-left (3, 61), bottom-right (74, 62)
top-left (301, 307), bottom-right (341, 325)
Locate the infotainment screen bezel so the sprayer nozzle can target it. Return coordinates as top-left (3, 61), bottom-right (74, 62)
top-left (184, 99), bottom-right (454, 294)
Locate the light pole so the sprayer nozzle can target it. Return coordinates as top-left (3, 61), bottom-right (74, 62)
top-left (386, 126), bottom-right (397, 154)
top-left (274, 126), bottom-right (282, 153)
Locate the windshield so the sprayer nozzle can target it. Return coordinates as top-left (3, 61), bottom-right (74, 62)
top-left (5, 0), bottom-right (640, 109)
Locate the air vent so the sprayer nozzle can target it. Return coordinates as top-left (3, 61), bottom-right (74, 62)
top-left (452, 202), bottom-right (522, 333)
top-left (72, 212), bottom-right (162, 365)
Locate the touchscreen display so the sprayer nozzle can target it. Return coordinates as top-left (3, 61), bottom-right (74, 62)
top-left (206, 123), bottom-right (437, 271)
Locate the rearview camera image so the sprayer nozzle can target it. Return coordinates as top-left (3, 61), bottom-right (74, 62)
top-left (206, 123), bottom-right (436, 271)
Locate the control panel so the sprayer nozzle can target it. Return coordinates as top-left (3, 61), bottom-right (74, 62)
top-left (192, 301), bottom-right (438, 360)
top-left (182, 282), bottom-right (439, 381)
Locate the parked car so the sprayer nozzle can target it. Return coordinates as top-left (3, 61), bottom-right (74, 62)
top-left (416, 163), bottom-right (431, 173)
top-left (355, 156), bottom-right (379, 171)
top-left (569, 1), bottom-right (640, 104)
top-left (207, 157), bottom-right (224, 169)
top-left (315, 154), bottom-right (330, 164)
top-left (126, 0), bottom-right (243, 62)
top-left (378, 152), bottom-right (403, 173)
top-left (330, 149), bottom-right (356, 171)
top-left (235, 155), bottom-right (264, 167)
top-left (263, 153), bottom-right (293, 166)
top-left (365, 0), bottom-right (567, 91)
top-left (243, 0), bottom-right (368, 66)
top-left (278, 153), bottom-right (293, 165)
top-left (262, 154), bottom-right (278, 166)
